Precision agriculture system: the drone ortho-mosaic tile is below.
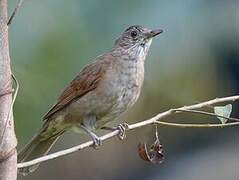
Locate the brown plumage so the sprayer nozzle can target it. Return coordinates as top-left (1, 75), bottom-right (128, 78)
top-left (44, 57), bottom-right (109, 120)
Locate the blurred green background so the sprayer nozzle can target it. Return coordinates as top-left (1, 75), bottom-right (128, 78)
top-left (9, 0), bottom-right (239, 179)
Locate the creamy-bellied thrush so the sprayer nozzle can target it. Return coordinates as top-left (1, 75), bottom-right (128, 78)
top-left (18, 25), bottom-right (163, 175)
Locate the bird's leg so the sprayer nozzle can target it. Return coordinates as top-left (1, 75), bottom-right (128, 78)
top-left (80, 125), bottom-right (102, 148)
top-left (101, 123), bottom-right (129, 140)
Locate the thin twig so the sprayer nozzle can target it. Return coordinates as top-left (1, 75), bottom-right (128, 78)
top-left (155, 121), bottom-right (239, 128)
top-left (175, 109), bottom-right (239, 122)
top-left (7, 0), bottom-right (24, 26)
top-left (17, 95), bottom-right (239, 169)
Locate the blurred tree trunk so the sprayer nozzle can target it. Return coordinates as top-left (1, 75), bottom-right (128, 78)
top-left (0, 0), bottom-right (17, 180)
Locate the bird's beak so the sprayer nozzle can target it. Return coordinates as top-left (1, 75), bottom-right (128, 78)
top-left (145, 29), bottom-right (163, 39)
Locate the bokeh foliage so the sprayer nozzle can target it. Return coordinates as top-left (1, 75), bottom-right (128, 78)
top-left (9, 0), bottom-right (239, 179)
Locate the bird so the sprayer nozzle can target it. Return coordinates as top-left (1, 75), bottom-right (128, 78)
top-left (18, 25), bottom-right (163, 175)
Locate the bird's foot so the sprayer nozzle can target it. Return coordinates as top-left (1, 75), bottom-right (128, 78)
top-left (101, 123), bottom-right (129, 140)
top-left (80, 125), bottom-right (102, 149)
top-left (91, 134), bottom-right (102, 149)
top-left (116, 123), bottom-right (129, 140)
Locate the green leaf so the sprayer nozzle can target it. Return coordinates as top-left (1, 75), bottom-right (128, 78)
top-left (214, 104), bottom-right (232, 124)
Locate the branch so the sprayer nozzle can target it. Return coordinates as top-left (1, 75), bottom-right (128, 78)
top-left (7, 0), bottom-right (24, 26)
top-left (0, 0), bottom-right (17, 179)
top-left (17, 95), bottom-right (239, 169)
top-left (175, 109), bottom-right (239, 122)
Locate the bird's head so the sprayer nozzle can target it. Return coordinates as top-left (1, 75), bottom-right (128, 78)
top-left (114, 25), bottom-right (163, 52)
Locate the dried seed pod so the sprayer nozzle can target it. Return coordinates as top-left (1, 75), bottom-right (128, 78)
top-left (138, 139), bottom-right (164, 164)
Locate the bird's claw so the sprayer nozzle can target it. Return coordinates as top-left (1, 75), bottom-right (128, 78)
top-left (80, 125), bottom-right (102, 149)
top-left (117, 123), bottom-right (129, 140)
top-left (91, 135), bottom-right (102, 149)
top-left (100, 123), bottom-right (129, 140)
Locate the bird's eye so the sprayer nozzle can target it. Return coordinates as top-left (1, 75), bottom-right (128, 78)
top-left (130, 30), bottom-right (138, 38)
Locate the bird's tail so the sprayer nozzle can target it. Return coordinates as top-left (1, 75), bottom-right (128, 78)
top-left (17, 131), bottom-right (61, 176)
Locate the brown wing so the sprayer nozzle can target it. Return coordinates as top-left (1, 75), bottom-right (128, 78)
top-left (43, 56), bottom-right (110, 120)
